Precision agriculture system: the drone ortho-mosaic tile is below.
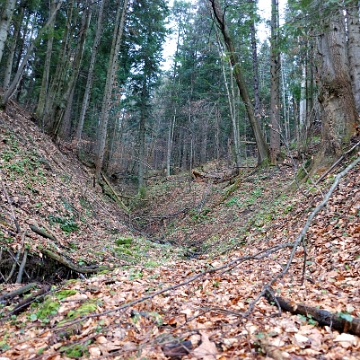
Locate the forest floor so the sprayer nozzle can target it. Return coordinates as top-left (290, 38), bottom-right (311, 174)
top-left (0, 101), bottom-right (360, 359)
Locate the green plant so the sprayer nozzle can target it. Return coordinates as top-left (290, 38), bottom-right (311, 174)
top-left (298, 314), bottom-right (317, 326)
top-left (48, 215), bottom-right (79, 234)
top-left (60, 343), bottom-right (90, 359)
top-left (225, 196), bottom-right (241, 207)
top-left (2, 150), bottom-right (15, 162)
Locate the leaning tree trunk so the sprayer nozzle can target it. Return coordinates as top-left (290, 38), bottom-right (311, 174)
top-left (346, 0), bottom-right (360, 115)
top-left (95, 0), bottom-right (128, 178)
top-left (209, 0), bottom-right (269, 165)
top-left (270, 0), bottom-right (281, 164)
top-left (316, 6), bottom-right (358, 163)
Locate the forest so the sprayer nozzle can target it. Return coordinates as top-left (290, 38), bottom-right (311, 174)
top-left (0, 0), bottom-right (358, 187)
top-left (0, 0), bottom-right (360, 359)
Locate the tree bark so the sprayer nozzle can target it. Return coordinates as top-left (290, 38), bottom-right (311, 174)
top-left (216, 31), bottom-right (240, 166)
top-left (35, 0), bottom-right (57, 122)
top-left (316, 6), bottom-right (358, 161)
top-left (249, 0), bottom-right (262, 127)
top-left (209, 0), bottom-right (269, 165)
top-left (270, 0), bottom-right (281, 164)
top-left (0, 0), bottom-right (16, 64)
top-left (75, 0), bottom-right (106, 143)
top-left (3, 5), bottom-right (23, 89)
top-left (346, 0), bottom-right (360, 115)
top-left (95, 0), bottom-right (128, 178)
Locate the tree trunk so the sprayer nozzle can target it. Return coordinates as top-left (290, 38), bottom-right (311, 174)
top-left (138, 95), bottom-right (146, 191)
top-left (3, 5), bottom-right (23, 89)
top-left (0, 0), bottom-right (16, 64)
top-left (75, 0), bottom-right (106, 143)
top-left (50, 0), bottom-right (92, 140)
top-left (95, 0), bottom-right (128, 178)
top-left (216, 31), bottom-right (240, 166)
top-left (249, 0), bottom-right (262, 127)
top-left (270, 0), bottom-right (281, 164)
top-left (0, 1), bottom-right (62, 107)
top-left (209, 0), bottom-right (269, 165)
top-left (35, 0), bottom-right (57, 122)
top-left (166, 108), bottom-right (176, 176)
top-left (316, 6), bottom-right (358, 162)
top-left (346, 0), bottom-right (360, 115)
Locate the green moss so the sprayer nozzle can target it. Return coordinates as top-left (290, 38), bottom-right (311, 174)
top-left (115, 237), bottom-right (133, 245)
top-left (115, 247), bottom-right (136, 256)
top-left (36, 299), bottom-right (60, 320)
top-left (67, 301), bottom-right (97, 319)
top-left (55, 290), bottom-right (78, 300)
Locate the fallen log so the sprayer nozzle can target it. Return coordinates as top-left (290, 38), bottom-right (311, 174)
top-left (267, 294), bottom-right (360, 336)
top-left (7, 284), bottom-right (51, 317)
top-left (41, 248), bottom-right (109, 274)
top-left (0, 282), bottom-right (37, 304)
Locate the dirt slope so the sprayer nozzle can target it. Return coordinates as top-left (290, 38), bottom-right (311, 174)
top-left (1, 102), bottom-right (360, 359)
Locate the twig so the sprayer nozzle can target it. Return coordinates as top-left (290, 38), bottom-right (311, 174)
top-left (6, 248), bottom-right (21, 282)
top-left (6, 248), bottom-right (30, 280)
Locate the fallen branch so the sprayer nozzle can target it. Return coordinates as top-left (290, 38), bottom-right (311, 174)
top-left (5, 284), bottom-right (51, 318)
top-left (0, 282), bottom-right (37, 304)
top-left (248, 157), bottom-right (360, 316)
top-left (41, 248), bottom-right (108, 274)
top-left (101, 172), bottom-right (130, 213)
top-left (30, 225), bottom-right (57, 241)
top-left (49, 242), bottom-right (295, 333)
top-left (266, 294), bottom-right (360, 336)
top-left (16, 249), bottom-right (28, 283)
top-left (315, 140), bottom-right (360, 184)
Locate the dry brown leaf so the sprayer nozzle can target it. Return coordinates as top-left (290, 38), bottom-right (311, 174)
top-left (192, 331), bottom-right (218, 360)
